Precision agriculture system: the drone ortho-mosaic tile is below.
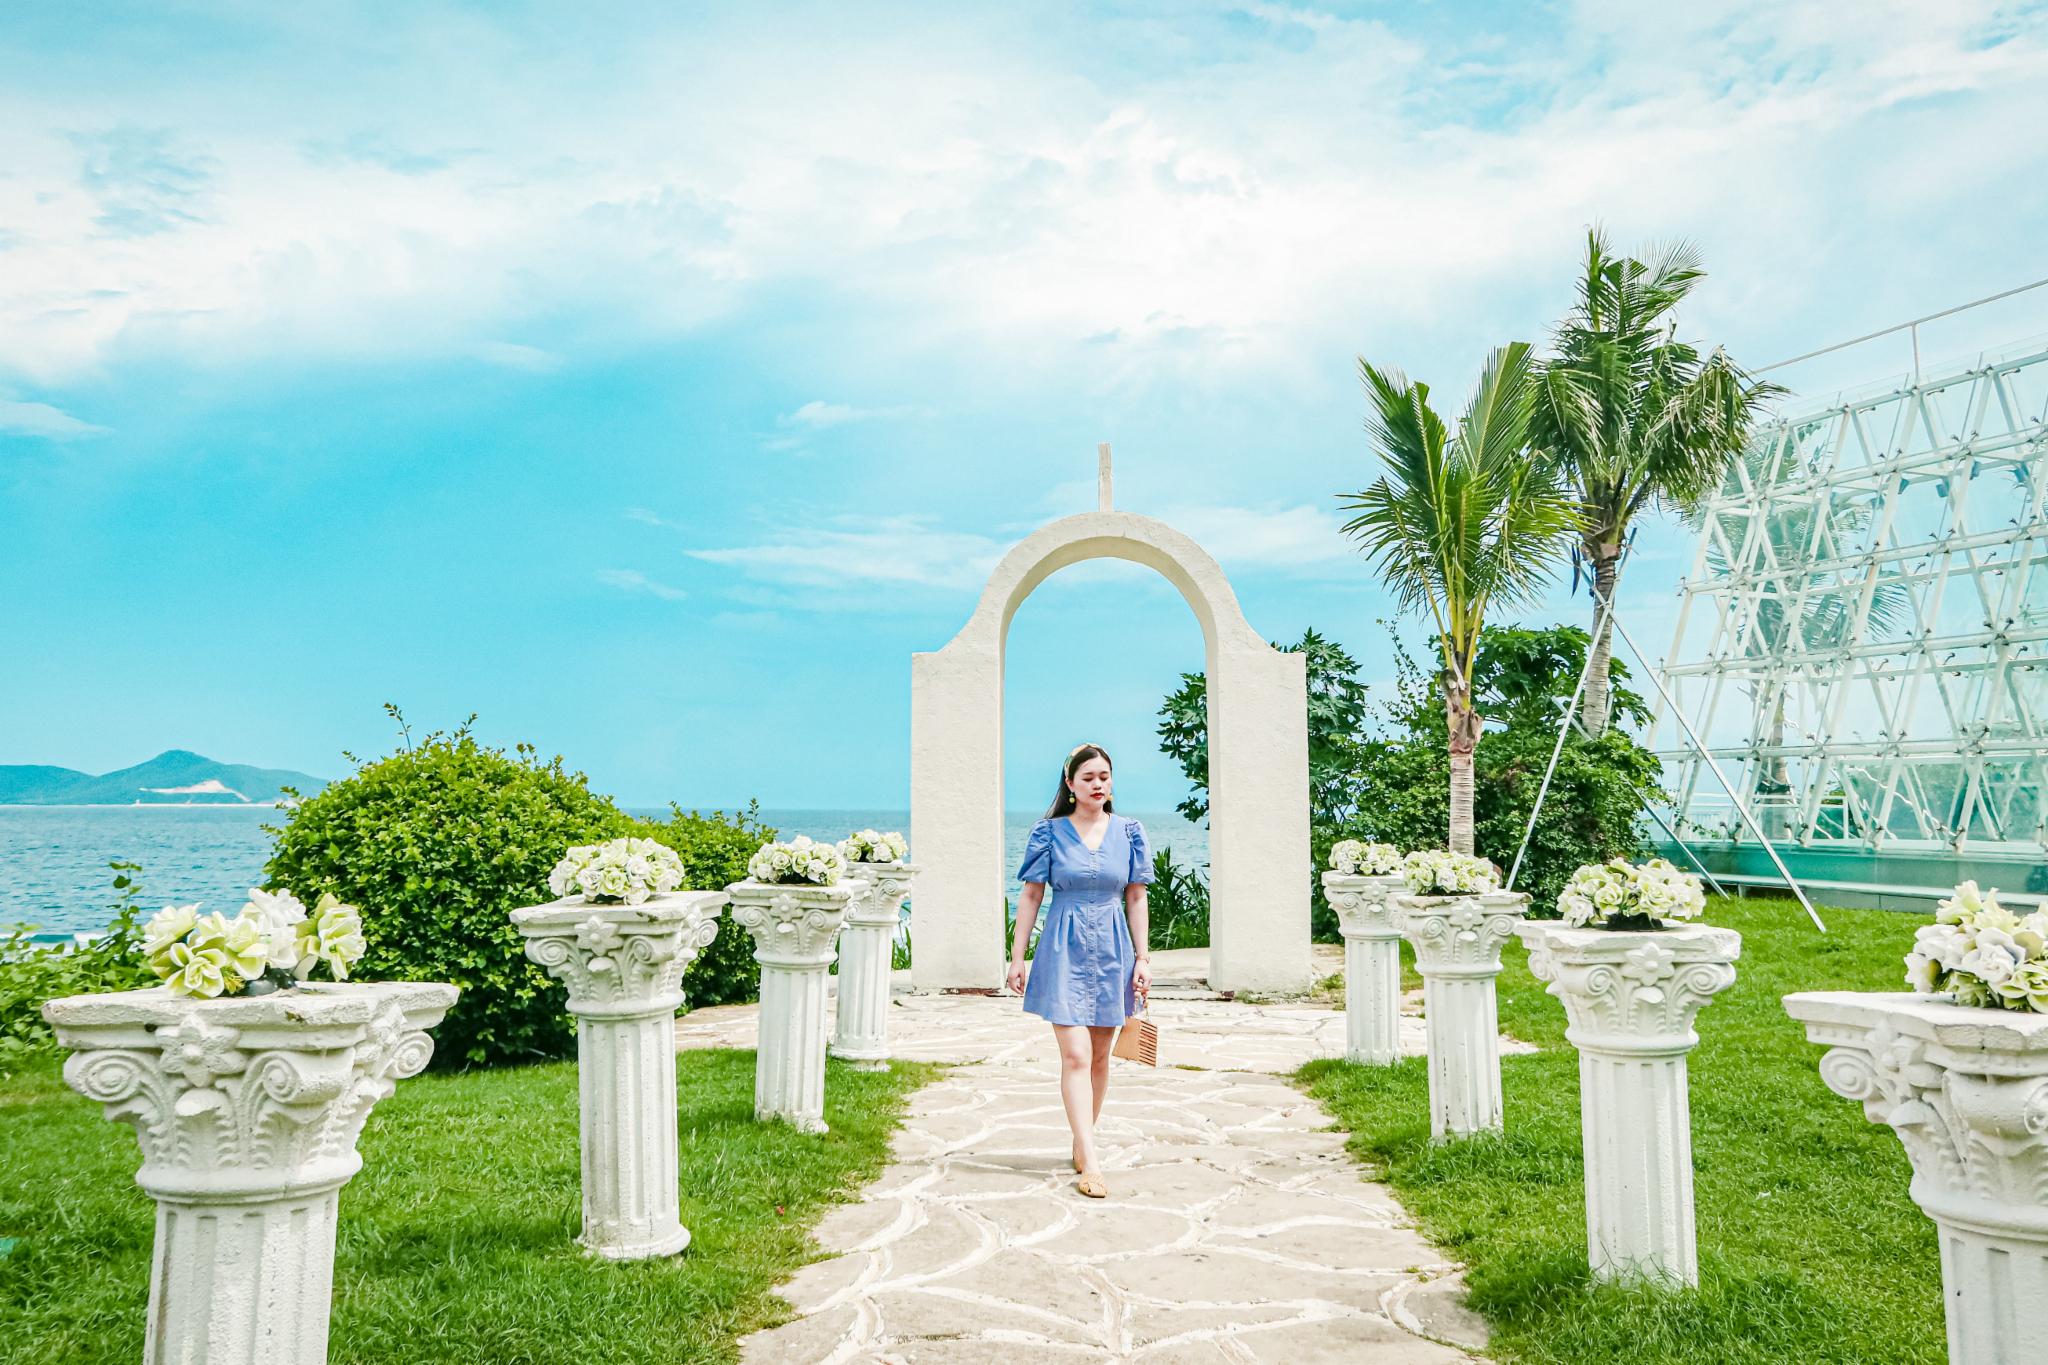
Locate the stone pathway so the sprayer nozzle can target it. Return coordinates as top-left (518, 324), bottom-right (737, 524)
top-left (684, 986), bottom-right (1512, 1364)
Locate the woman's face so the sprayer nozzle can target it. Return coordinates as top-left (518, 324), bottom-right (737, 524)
top-left (1069, 756), bottom-right (1112, 807)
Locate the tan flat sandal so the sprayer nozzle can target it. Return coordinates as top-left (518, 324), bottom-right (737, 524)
top-left (1076, 1172), bottom-right (1108, 1199)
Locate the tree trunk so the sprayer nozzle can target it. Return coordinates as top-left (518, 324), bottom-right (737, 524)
top-left (1445, 680), bottom-right (1481, 856)
top-left (1579, 547), bottom-right (1621, 738)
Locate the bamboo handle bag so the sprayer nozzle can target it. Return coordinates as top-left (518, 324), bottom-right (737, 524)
top-left (1112, 987), bottom-right (1159, 1066)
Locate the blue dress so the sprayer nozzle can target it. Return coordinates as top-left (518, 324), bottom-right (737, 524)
top-left (1018, 813), bottom-right (1153, 1027)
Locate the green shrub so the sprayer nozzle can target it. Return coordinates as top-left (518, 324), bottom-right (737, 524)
top-left (1335, 727), bottom-right (1659, 914)
top-left (0, 864), bottom-right (157, 1070)
top-left (1147, 845), bottom-right (1211, 951)
top-left (628, 804), bottom-right (779, 1008)
top-left (265, 730), bottom-right (640, 1066)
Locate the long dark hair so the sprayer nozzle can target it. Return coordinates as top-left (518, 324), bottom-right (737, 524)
top-left (1044, 743), bottom-right (1114, 819)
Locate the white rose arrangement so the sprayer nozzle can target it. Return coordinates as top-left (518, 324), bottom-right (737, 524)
top-left (1399, 850), bottom-right (1502, 896)
top-left (839, 829), bottom-right (909, 864)
top-left (143, 888), bottom-right (366, 999)
top-left (548, 836), bottom-right (685, 905)
top-left (1329, 840), bottom-right (1403, 875)
top-left (1905, 881), bottom-right (2048, 1013)
top-left (748, 835), bottom-right (846, 887)
top-left (1557, 858), bottom-right (1705, 928)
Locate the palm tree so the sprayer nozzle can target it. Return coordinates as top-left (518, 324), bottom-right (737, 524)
top-left (1529, 230), bottom-right (1783, 737)
top-left (1339, 342), bottom-right (1578, 855)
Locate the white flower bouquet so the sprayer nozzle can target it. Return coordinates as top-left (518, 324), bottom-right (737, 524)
top-left (1906, 881), bottom-right (2048, 1013)
top-left (1329, 840), bottom-right (1403, 875)
top-left (547, 837), bottom-right (685, 905)
top-left (143, 888), bottom-right (367, 999)
top-left (1557, 858), bottom-right (1705, 929)
top-left (747, 835), bottom-right (846, 887)
top-left (839, 829), bottom-right (908, 864)
top-left (1399, 850), bottom-right (1502, 896)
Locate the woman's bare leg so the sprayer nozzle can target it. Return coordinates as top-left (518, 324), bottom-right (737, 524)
top-left (1090, 1025), bottom-right (1115, 1123)
top-left (1054, 1024), bottom-right (1101, 1174)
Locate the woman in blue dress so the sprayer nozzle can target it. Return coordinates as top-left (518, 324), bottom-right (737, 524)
top-left (1006, 742), bottom-right (1153, 1200)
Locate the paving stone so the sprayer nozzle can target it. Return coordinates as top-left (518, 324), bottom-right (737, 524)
top-left (1099, 1247), bottom-right (1399, 1308)
top-left (738, 1302), bottom-right (860, 1363)
top-left (871, 1287), bottom-right (1099, 1345)
top-left (735, 992), bottom-right (1488, 1365)
top-left (1211, 1220), bottom-right (1451, 1273)
top-left (777, 1249), bottom-right (874, 1312)
top-left (1388, 1271), bottom-right (1491, 1351)
top-left (1233, 1312), bottom-right (1476, 1363)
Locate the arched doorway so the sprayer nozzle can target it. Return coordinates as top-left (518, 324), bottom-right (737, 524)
top-left (910, 507), bottom-right (1311, 993)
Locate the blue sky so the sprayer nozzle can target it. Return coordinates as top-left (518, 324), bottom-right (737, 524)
top-left (4, 1), bottom-right (2047, 810)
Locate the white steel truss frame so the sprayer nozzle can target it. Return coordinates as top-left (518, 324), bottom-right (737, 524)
top-left (1650, 339), bottom-right (2048, 858)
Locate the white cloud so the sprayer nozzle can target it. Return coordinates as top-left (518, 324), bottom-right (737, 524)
top-left (0, 399), bottom-right (107, 440)
top-left (596, 568), bottom-right (687, 600)
top-left (686, 515), bottom-right (1006, 591)
top-left (0, 4), bottom-right (2041, 387)
top-left (779, 400), bottom-right (925, 429)
top-left (1157, 501), bottom-right (1358, 575)
top-left (472, 340), bottom-right (559, 372)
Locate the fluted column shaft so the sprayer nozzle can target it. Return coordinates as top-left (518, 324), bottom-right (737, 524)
top-left (1522, 922), bottom-right (1740, 1287)
top-left (1786, 990), bottom-right (2048, 1365)
top-left (41, 982), bottom-right (457, 1365)
top-left (1396, 891), bottom-right (1526, 1139)
top-left (727, 881), bottom-right (855, 1135)
top-left (1323, 873), bottom-right (1404, 1066)
top-left (511, 890), bottom-right (728, 1259)
top-left (832, 863), bottom-right (919, 1071)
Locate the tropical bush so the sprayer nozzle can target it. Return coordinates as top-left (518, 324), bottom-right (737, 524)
top-left (0, 864), bottom-right (157, 1069)
top-left (1331, 726), bottom-right (1659, 914)
top-left (266, 723), bottom-right (775, 1067)
top-left (1147, 845), bottom-right (1211, 952)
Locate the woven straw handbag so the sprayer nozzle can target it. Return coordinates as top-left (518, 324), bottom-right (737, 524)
top-left (1112, 993), bottom-right (1159, 1066)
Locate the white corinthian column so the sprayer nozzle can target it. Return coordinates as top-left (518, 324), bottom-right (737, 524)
top-left (1395, 890), bottom-right (1527, 1138)
top-left (832, 862), bottom-right (919, 1071)
top-left (725, 880), bottom-right (856, 1133)
top-left (41, 981), bottom-right (457, 1365)
top-left (1785, 991), bottom-right (2048, 1365)
top-left (1322, 872), bottom-right (1407, 1065)
top-left (1520, 922), bottom-right (1741, 1286)
top-left (511, 890), bottom-right (728, 1260)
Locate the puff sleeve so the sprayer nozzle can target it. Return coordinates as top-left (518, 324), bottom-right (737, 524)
top-left (1017, 819), bottom-right (1054, 884)
top-left (1125, 818), bottom-right (1154, 885)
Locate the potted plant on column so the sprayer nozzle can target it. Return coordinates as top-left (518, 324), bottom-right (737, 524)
top-left (832, 829), bottom-right (917, 1071)
top-left (1322, 840), bottom-right (1407, 1065)
top-left (42, 889), bottom-right (456, 1365)
top-left (510, 836), bottom-right (728, 1259)
top-left (1785, 881), bottom-right (2048, 1365)
top-left (1517, 858), bottom-right (1738, 1286)
top-left (1392, 850), bottom-right (1526, 1137)
top-left (726, 836), bottom-right (856, 1133)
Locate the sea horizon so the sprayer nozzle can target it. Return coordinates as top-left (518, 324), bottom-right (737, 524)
top-left (2, 804), bottom-right (1208, 937)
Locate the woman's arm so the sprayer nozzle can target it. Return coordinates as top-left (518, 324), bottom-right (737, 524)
top-left (1007, 883), bottom-right (1045, 993)
top-left (1124, 883), bottom-right (1151, 996)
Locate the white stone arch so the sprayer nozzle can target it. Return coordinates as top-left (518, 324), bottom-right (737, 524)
top-left (909, 508), bottom-right (1312, 994)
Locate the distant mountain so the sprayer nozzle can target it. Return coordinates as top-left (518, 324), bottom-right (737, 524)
top-left (0, 750), bottom-right (328, 805)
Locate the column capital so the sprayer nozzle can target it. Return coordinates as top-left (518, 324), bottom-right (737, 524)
top-left (1521, 922), bottom-right (1741, 1055)
top-left (43, 981), bottom-right (456, 1201)
top-left (842, 861), bottom-right (921, 928)
top-left (727, 881), bottom-right (856, 967)
top-left (1396, 891), bottom-right (1528, 978)
top-left (511, 890), bottom-right (727, 1019)
top-left (1786, 991), bottom-right (2048, 1238)
top-left (1321, 872), bottom-right (1404, 941)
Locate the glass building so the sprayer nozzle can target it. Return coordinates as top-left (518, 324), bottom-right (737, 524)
top-left (1651, 337), bottom-right (2048, 908)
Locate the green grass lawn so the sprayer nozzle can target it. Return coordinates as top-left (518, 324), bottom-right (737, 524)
top-left (0, 1049), bottom-right (936, 1365)
top-left (1299, 895), bottom-right (1943, 1365)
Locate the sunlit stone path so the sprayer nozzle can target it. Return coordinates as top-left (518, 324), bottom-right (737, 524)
top-left (682, 961), bottom-right (1510, 1363)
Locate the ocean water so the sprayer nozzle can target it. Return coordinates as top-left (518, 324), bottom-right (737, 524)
top-left (0, 805), bottom-right (1209, 936)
